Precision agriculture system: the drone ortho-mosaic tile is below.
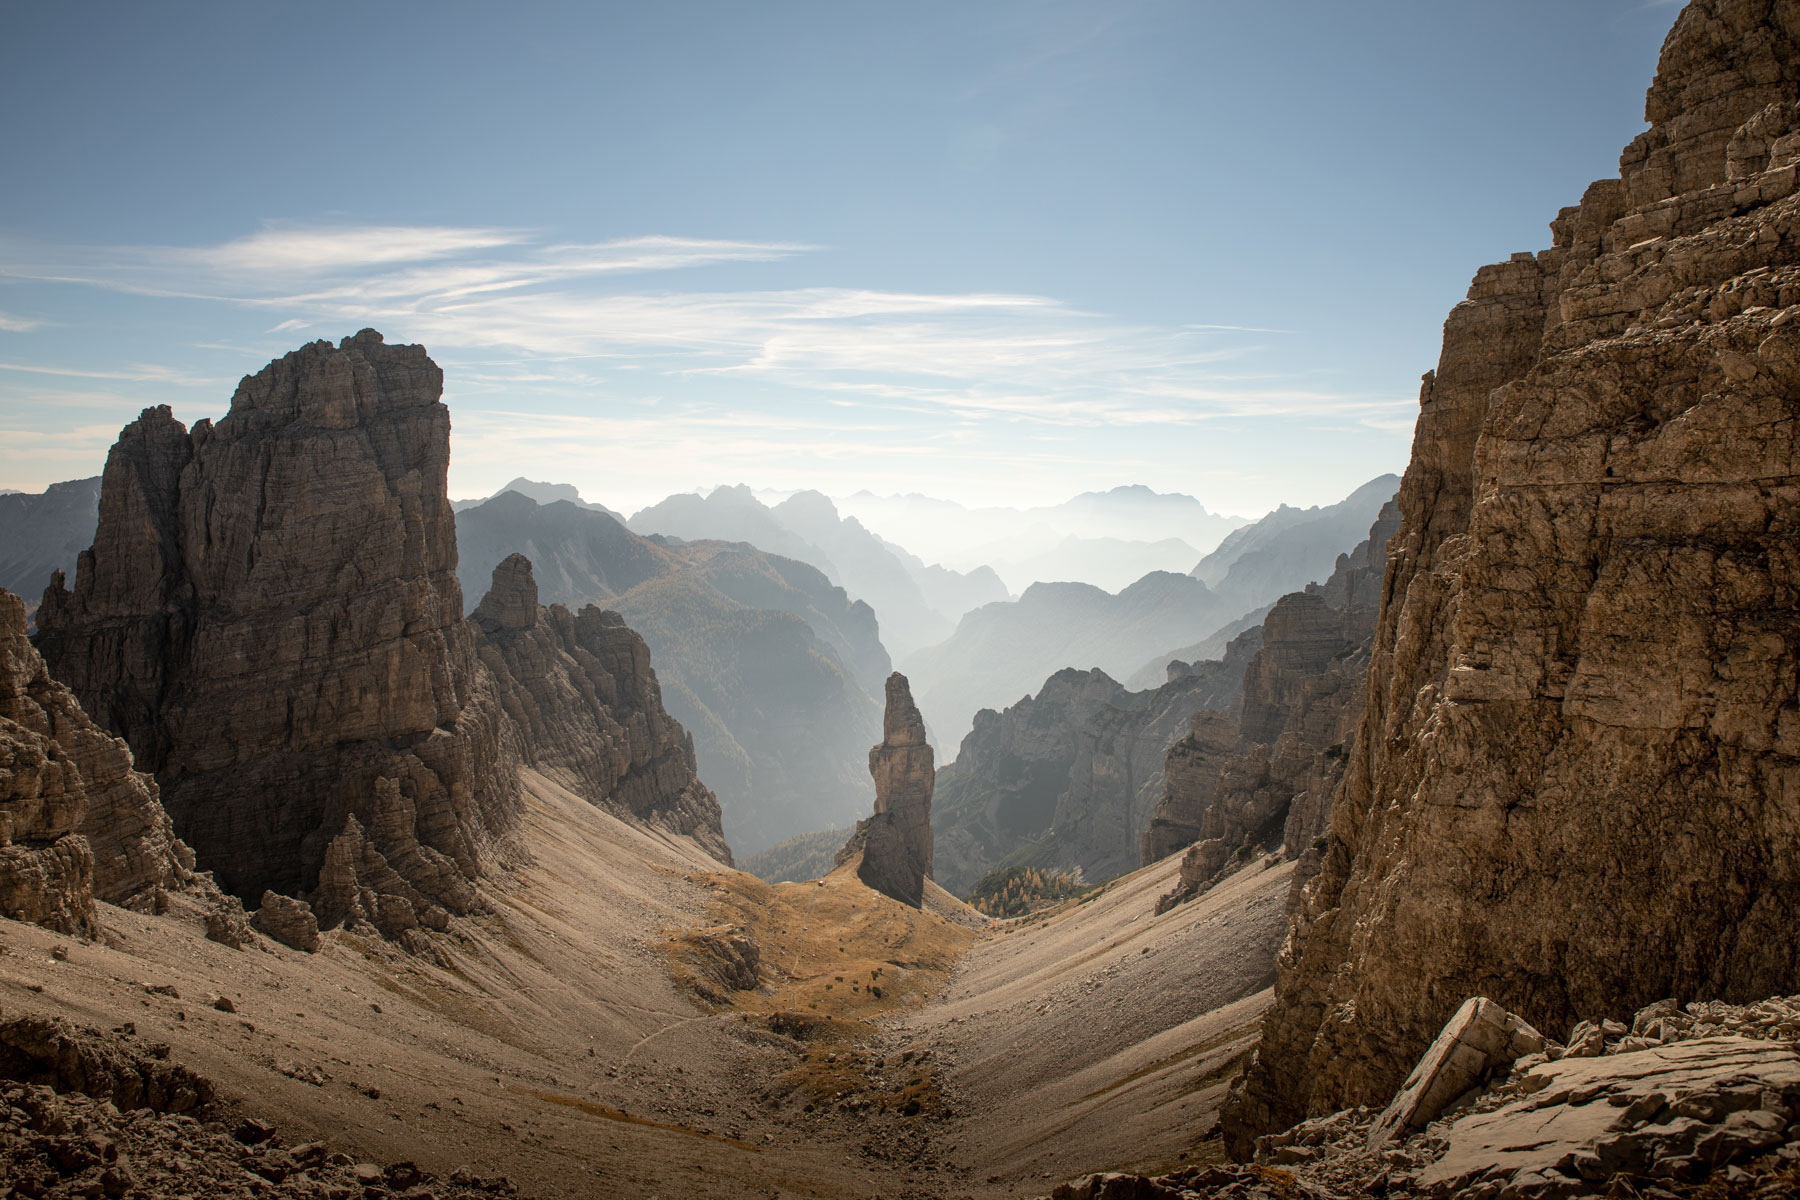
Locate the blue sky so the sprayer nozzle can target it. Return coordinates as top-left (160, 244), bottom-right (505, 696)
top-left (1, 1), bottom-right (1679, 516)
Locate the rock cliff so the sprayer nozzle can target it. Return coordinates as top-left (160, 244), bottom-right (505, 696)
top-left (1225, 0), bottom-right (1800, 1152)
top-left (836, 673), bottom-right (934, 907)
top-left (1139, 507), bottom-right (1395, 900)
top-left (930, 667), bottom-right (1128, 896)
top-left (930, 635), bottom-right (1256, 896)
top-left (473, 554), bottom-right (730, 863)
top-left (0, 589), bottom-right (201, 936)
top-left (37, 331), bottom-right (523, 917)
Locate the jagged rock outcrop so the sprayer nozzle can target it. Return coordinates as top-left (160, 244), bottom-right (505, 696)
top-left (836, 673), bottom-right (934, 906)
top-left (931, 632), bottom-right (1255, 896)
top-left (1140, 507), bottom-right (1396, 909)
top-left (473, 554), bottom-right (730, 863)
top-left (931, 668), bottom-right (1128, 896)
top-left (35, 331), bottom-right (524, 918)
top-left (1226, 1), bottom-right (1800, 1152)
top-left (1137, 710), bottom-right (1240, 866)
top-left (1048, 644), bottom-right (1257, 883)
top-left (1, 589), bottom-right (199, 936)
top-left (34, 332), bottom-right (734, 948)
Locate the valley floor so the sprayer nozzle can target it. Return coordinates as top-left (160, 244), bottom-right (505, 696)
top-left (0, 770), bottom-right (1293, 1199)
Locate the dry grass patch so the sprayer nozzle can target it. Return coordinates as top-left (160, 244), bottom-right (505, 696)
top-left (660, 859), bottom-right (979, 1114)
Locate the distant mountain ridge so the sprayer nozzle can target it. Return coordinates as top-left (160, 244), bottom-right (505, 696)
top-left (456, 490), bottom-right (887, 854)
top-left (837, 484), bottom-right (1249, 589)
top-left (903, 569), bottom-right (1231, 749)
top-left (629, 484), bottom-right (1005, 656)
top-left (0, 476), bottom-right (101, 623)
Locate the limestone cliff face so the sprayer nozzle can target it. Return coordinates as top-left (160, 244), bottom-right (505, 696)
top-left (473, 554), bottom-right (730, 864)
top-left (1225, 0), bottom-right (1800, 1151)
top-left (1, 589), bottom-right (196, 936)
top-left (1048, 646), bottom-right (1256, 883)
top-left (837, 673), bottom-right (934, 906)
top-left (36, 331), bottom-right (524, 913)
top-left (931, 667), bottom-right (1127, 896)
top-left (1139, 508), bottom-right (1394, 892)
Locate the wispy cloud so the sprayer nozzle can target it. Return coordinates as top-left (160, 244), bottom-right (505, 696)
top-left (0, 312), bottom-right (45, 333)
top-left (0, 221), bottom-right (1410, 435)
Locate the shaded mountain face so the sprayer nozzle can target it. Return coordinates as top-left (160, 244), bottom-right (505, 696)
top-left (1140, 502), bottom-right (1398, 888)
top-left (1190, 474), bottom-right (1399, 609)
top-left (903, 570), bottom-right (1230, 750)
top-left (1227, 0), bottom-right (1800, 1150)
top-left (456, 489), bottom-right (887, 855)
top-left (36, 332), bottom-right (521, 910)
top-left (930, 632), bottom-right (1259, 897)
top-left (0, 477), bottom-right (100, 625)
top-left (34, 333), bottom-right (727, 939)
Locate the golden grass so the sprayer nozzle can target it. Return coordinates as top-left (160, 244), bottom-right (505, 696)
top-left (660, 857), bottom-right (979, 1112)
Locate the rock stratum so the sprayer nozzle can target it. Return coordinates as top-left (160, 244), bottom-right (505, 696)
top-left (1224, 0), bottom-right (1800, 1153)
top-left (33, 331), bottom-right (725, 946)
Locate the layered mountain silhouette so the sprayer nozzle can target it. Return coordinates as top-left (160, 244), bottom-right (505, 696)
top-left (458, 488), bottom-right (888, 854)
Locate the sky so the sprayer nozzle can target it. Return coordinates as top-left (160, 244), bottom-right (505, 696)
top-left (0, 1), bottom-right (1681, 518)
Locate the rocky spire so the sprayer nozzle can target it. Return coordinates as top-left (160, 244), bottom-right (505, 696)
top-left (36, 331), bottom-right (524, 911)
top-left (835, 672), bottom-right (934, 907)
top-left (474, 554), bottom-right (732, 865)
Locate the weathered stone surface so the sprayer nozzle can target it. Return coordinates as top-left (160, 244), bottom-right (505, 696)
top-left (837, 673), bottom-right (934, 906)
top-left (1227, 1), bottom-right (1800, 1152)
top-left (253, 889), bottom-right (320, 953)
top-left (1034, 994), bottom-right (1800, 1200)
top-left (932, 668), bottom-right (1129, 896)
top-left (1, 587), bottom-right (199, 937)
top-left (935, 631), bottom-right (1256, 896)
top-left (1049, 646), bottom-right (1256, 884)
top-left (36, 331), bottom-right (525, 917)
top-left (1367, 996), bottom-right (1546, 1149)
top-left (473, 555), bottom-right (730, 863)
top-left (1142, 508), bottom-right (1394, 913)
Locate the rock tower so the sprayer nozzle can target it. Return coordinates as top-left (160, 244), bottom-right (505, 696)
top-left (836, 672), bottom-right (934, 906)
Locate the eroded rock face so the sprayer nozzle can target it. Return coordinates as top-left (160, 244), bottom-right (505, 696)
top-left (837, 673), bottom-right (934, 906)
top-left (36, 331), bottom-right (524, 913)
top-left (1226, 0), bottom-right (1800, 1151)
top-left (1140, 508), bottom-right (1394, 909)
top-left (1, 589), bottom-right (197, 936)
top-left (473, 554), bottom-right (730, 864)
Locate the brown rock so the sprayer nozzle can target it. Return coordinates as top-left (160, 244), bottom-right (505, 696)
top-left (837, 673), bottom-right (934, 906)
top-left (1, 586), bottom-right (200, 937)
top-left (36, 331), bottom-right (526, 916)
top-left (1140, 505), bottom-right (1394, 912)
top-left (254, 889), bottom-right (321, 953)
top-left (474, 556), bottom-right (730, 864)
top-left (1226, 1), bottom-right (1800, 1152)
